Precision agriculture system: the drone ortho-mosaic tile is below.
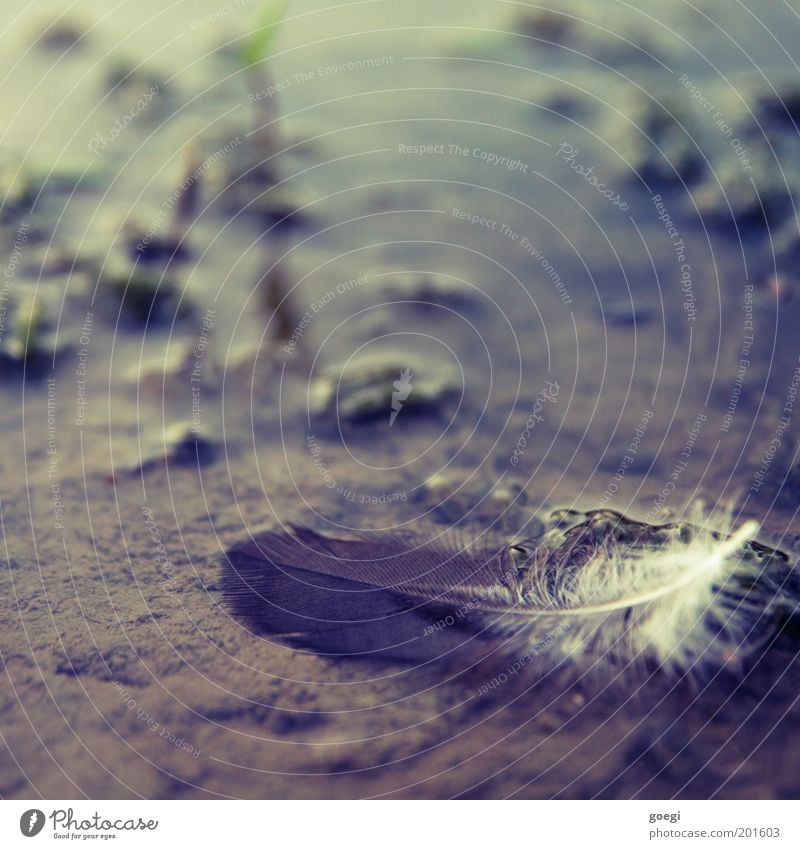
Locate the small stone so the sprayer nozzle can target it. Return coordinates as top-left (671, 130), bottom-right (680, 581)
top-left (234, 179), bottom-right (304, 229)
top-left (35, 20), bottom-right (87, 53)
top-left (0, 292), bottom-right (70, 374)
top-left (762, 273), bottom-right (793, 303)
top-left (772, 219), bottom-right (800, 272)
top-left (515, 9), bottom-right (575, 44)
top-left (27, 159), bottom-right (110, 195)
top-left (271, 710), bottom-right (327, 735)
top-left (97, 257), bottom-right (190, 325)
top-left (378, 273), bottom-right (481, 312)
top-left (164, 426), bottom-right (216, 466)
top-left (754, 79), bottom-right (800, 129)
top-left (310, 350), bottom-right (461, 428)
top-left (104, 60), bottom-right (167, 120)
top-left (516, 7), bottom-right (667, 66)
top-left (124, 225), bottom-right (189, 266)
top-left (211, 137), bottom-right (305, 228)
top-left (0, 151), bottom-right (32, 216)
top-left (692, 154), bottom-right (787, 226)
top-left (417, 473), bottom-right (531, 530)
top-left (107, 424), bottom-right (216, 482)
top-left (607, 90), bottom-right (705, 185)
top-left (751, 435), bottom-right (800, 509)
top-left (603, 300), bottom-right (654, 326)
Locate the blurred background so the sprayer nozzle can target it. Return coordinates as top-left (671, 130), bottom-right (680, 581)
top-left (1, 0), bottom-right (799, 799)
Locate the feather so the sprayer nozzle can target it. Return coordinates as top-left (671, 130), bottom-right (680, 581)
top-left (222, 524), bottom-right (510, 662)
top-left (222, 507), bottom-right (798, 675)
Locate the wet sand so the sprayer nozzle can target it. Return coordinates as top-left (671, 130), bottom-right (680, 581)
top-left (1, 0), bottom-right (800, 798)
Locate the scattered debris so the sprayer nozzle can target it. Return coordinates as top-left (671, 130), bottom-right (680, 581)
top-left (34, 20), bottom-right (87, 53)
top-left (96, 257), bottom-right (190, 325)
top-left (0, 293), bottom-right (70, 373)
top-left (108, 423), bottom-right (216, 482)
top-left (309, 350), bottom-right (461, 428)
top-left (609, 91), bottom-right (705, 185)
top-left (418, 473), bottom-right (533, 529)
top-left (377, 273), bottom-right (482, 312)
top-left (0, 151), bottom-right (32, 218)
top-left (603, 300), bottom-right (655, 326)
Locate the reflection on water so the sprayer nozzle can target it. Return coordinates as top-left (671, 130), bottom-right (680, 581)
top-left (1, 0), bottom-right (800, 801)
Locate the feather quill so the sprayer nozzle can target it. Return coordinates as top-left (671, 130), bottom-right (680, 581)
top-left (223, 506), bottom-right (797, 675)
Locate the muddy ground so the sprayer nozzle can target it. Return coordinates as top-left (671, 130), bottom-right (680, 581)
top-left (1, 0), bottom-right (800, 798)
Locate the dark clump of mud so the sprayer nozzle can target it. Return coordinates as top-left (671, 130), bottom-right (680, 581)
top-left (1, 0), bottom-right (800, 801)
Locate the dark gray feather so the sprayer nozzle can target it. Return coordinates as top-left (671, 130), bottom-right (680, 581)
top-left (222, 524), bottom-right (511, 660)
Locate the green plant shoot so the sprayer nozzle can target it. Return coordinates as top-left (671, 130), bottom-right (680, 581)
top-left (241, 0), bottom-right (289, 68)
